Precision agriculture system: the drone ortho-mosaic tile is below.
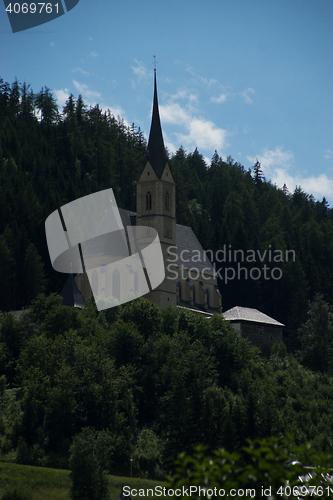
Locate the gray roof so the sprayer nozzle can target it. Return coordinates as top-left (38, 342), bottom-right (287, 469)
top-left (175, 224), bottom-right (215, 276)
top-left (10, 310), bottom-right (26, 320)
top-left (223, 306), bottom-right (284, 326)
top-left (119, 207), bottom-right (136, 228)
top-left (119, 210), bottom-right (215, 277)
top-left (61, 274), bottom-right (85, 308)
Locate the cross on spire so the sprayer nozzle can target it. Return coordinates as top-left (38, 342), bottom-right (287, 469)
top-left (153, 55), bottom-right (157, 72)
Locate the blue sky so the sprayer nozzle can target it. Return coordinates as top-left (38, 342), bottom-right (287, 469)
top-left (1, 0), bottom-right (333, 206)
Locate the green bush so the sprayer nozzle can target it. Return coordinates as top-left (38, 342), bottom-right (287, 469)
top-left (167, 434), bottom-right (332, 499)
top-left (69, 427), bottom-right (114, 500)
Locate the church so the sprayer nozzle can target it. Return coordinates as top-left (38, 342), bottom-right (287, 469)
top-left (59, 70), bottom-right (285, 355)
top-left (72, 70), bottom-right (222, 316)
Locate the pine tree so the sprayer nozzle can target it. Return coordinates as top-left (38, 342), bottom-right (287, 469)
top-left (253, 159), bottom-right (263, 185)
top-left (23, 243), bottom-right (47, 306)
top-left (0, 235), bottom-right (15, 311)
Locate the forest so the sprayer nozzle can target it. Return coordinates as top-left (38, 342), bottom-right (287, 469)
top-left (1, 293), bottom-right (333, 478)
top-left (1, 77), bottom-right (333, 480)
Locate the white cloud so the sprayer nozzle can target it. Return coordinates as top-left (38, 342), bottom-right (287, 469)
top-left (54, 88), bottom-right (70, 109)
top-left (186, 67), bottom-right (217, 87)
top-left (299, 175), bottom-right (333, 199)
top-left (160, 102), bottom-right (227, 152)
top-left (247, 147), bottom-right (294, 172)
top-left (100, 104), bottom-right (126, 120)
top-left (90, 51), bottom-right (98, 58)
top-left (72, 67), bottom-right (91, 76)
top-left (241, 87), bottom-right (255, 104)
top-left (273, 169), bottom-right (333, 200)
top-left (324, 149), bottom-right (333, 159)
top-left (160, 102), bottom-right (189, 125)
top-left (211, 94), bottom-right (227, 104)
top-left (131, 60), bottom-right (148, 81)
top-left (72, 80), bottom-right (101, 104)
top-left (166, 88), bottom-right (199, 113)
top-left (50, 42), bottom-right (55, 47)
top-left (178, 117), bottom-right (227, 151)
top-left (56, 82), bottom-right (127, 127)
top-left (163, 134), bottom-right (177, 157)
top-left (248, 147), bottom-right (333, 201)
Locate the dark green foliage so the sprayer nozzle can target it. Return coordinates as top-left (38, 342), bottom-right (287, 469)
top-left (69, 427), bottom-right (113, 500)
top-left (133, 429), bottom-right (163, 479)
top-left (34, 87), bottom-right (58, 125)
top-left (298, 294), bottom-right (333, 373)
top-left (0, 78), bottom-right (147, 311)
top-left (23, 243), bottom-right (47, 306)
top-left (0, 235), bottom-right (15, 311)
top-left (1, 296), bottom-right (333, 477)
top-left (118, 298), bottom-right (161, 339)
top-left (253, 159), bottom-right (264, 185)
top-left (168, 147), bottom-right (333, 339)
top-left (167, 435), bottom-right (332, 499)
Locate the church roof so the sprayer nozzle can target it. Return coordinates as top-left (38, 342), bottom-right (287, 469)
top-left (61, 274), bottom-right (85, 308)
top-left (118, 207), bottom-right (137, 228)
top-left (141, 71), bottom-right (168, 179)
top-left (117, 211), bottom-right (215, 277)
top-left (175, 224), bottom-right (215, 276)
top-left (223, 306), bottom-right (284, 326)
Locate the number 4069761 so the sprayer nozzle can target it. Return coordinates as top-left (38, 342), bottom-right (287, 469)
top-left (6, 3), bottom-right (59, 14)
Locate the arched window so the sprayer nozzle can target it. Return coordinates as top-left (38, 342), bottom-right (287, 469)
top-left (164, 219), bottom-right (172, 239)
top-left (165, 192), bottom-right (170, 211)
top-left (106, 269), bottom-right (112, 297)
top-left (112, 269), bottom-right (120, 301)
top-left (134, 271), bottom-right (138, 293)
top-left (92, 269), bottom-right (98, 296)
top-left (146, 191), bottom-right (152, 210)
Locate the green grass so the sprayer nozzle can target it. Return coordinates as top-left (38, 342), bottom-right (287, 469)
top-left (0, 462), bottom-right (165, 500)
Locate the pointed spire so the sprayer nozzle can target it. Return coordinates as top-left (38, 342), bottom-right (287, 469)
top-left (144, 70), bottom-right (168, 178)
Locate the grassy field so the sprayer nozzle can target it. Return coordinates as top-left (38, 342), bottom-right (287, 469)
top-left (0, 462), bottom-right (165, 500)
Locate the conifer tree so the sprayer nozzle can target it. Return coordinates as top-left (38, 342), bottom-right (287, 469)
top-left (23, 243), bottom-right (47, 306)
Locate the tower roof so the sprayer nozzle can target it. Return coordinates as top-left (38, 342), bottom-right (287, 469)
top-left (143, 70), bottom-right (168, 179)
top-left (61, 274), bottom-right (85, 308)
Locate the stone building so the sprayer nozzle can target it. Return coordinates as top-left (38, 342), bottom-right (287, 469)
top-left (223, 306), bottom-right (284, 355)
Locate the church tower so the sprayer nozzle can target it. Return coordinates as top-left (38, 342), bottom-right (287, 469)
top-left (136, 70), bottom-right (177, 308)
